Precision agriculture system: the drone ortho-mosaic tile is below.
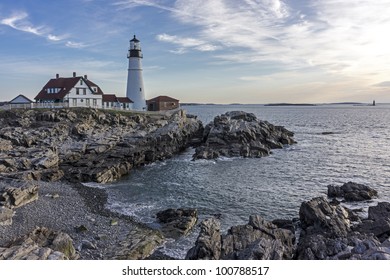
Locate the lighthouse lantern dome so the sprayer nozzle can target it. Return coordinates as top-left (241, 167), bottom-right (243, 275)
top-left (130, 35), bottom-right (141, 50)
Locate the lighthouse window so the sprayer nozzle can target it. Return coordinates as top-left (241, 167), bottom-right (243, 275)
top-left (140, 88), bottom-right (142, 92)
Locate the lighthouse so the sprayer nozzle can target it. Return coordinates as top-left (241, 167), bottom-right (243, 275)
top-left (126, 35), bottom-right (146, 110)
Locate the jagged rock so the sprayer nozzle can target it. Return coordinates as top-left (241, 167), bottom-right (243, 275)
top-left (30, 148), bottom-right (59, 169)
top-left (296, 186), bottom-right (390, 260)
top-left (272, 219), bottom-right (296, 234)
top-left (296, 231), bottom-right (390, 260)
top-left (221, 215), bottom-right (294, 259)
top-left (0, 206), bottom-right (14, 226)
top-left (156, 208), bottom-right (198, 238)
top-left (186, 218), bottom-right (222, 260)
top-left (327, 182), bottom-right (378, 201)
top-left (51, 232), bottom-right (77, 259)
top-left (186, 215), bottom-right (295, 260)
top-left (193, 111), bottom-right (295, 160)
top-left (299, 196), bottom-right (350, 238)
top-left (0, 227), bottom-right (78, 260)
top-left (235, 238), bottom-right (287, 260)
top-left (1, 108), bottom-right (203, 183)
top-left (368, 202), bottom-right (390, 221)
top-left (354, 202), bottom-right (390, 242)
top-left (0, 181), bottom-right (39, 208)
top-left (113, 227), bottom-right (164, 260)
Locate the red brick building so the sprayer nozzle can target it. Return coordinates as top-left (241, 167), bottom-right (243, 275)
top-left (146, 95), bottom-right (179, 111)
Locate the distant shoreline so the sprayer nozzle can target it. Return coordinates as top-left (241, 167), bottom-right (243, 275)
top-left (180, 102), bottom-right (376, 106)
top-left (264, 103), bottom-right (316, 106)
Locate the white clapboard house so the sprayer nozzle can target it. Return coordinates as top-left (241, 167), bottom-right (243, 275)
top-left (35, 72), bottom-right (105, 108)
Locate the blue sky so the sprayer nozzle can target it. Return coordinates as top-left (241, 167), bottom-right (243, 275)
top-left (1, 0), bottom-right (390, 104)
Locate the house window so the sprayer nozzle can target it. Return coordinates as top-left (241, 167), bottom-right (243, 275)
top-left (93, 99), bottom-right (97, 107)
top-left (86, 99), bottom-right (90, 106)
top-left (106, 102), bottom-right (109, 107)
top-left (80, 80), bottom-right (83, 85)
top-left (111, 102), bottom-right (114, 107)
top-left (73, 99), bottom-right (77, 106)
top-left (76, 88), bottom-right (80, 95)
top-left (80, 99), bottom-right (84, 102)
top-left (93, 87), bottom-right (97, 92)
top-left (83, 88), bottom-right (86, 95)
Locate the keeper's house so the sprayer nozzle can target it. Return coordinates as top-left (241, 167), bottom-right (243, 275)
top-left (35, 72), bottom-right (104, 108)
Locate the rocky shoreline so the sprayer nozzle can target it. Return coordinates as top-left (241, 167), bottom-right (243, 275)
top-left (186, 182), bottom-right (390, 260)
top-left (0, 107), bottom-right (202, 259)
top-left (1, 109), bottom-right (388, 260)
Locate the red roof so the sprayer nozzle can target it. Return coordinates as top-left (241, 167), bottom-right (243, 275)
top-left (117, 97), bottom-right (133, 103)
top-left (86, 80), bottom-right (104, 95)
top-left (102, 94), bottom-right (134, 103)
top-left (147, 95), bottom-right (179, 103)
top-left (35, 75), bottom-right (104, 101)
top-left (102, 94), bottom-right (117, 102)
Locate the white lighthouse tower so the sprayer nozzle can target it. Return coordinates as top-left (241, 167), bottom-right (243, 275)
top-left (126, 35), bottom-right (146, 110)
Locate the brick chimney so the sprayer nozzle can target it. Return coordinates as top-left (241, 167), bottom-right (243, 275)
top-left (73, 72), bottom-right (76, 77)
top-left (84, 75), bottom-right (88, 80)
top-left (56, 73), bottom-right (59, 79)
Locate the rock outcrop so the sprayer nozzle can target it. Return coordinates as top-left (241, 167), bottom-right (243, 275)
top-left (156, 208), bottom-right (198, 238)
top-left (299, 196), bottom-right (351, 238)
top-left (297, 184), bottom-right (390, 260)
top-left (354, 202), bottom-right (390, 242)
top-left (186, 218), bottom-right (222, 260)
top-left (1, 181), bottom-right (39, 209)
top-left (186, 215), bottom-right (295, 260)
top-left (193, 111), bottom-right (295, 160)
top-left (187, 183), bottom-right (390, 260)
top-left (0, 180), bottom-right (39, 226)
top-left (0, 227), bottom-right (78, 260)
top-left (0, 108), bottom-right (203, 260)
top-left (0, 108), bottom-right (203, 183)
top-left (327, 182), bottom-right (378, 201)
top-left (111, 227), bottom-right (164, 260)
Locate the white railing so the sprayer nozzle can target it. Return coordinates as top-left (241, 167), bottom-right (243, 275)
top-left (33, 102), bottom-right (70, 109)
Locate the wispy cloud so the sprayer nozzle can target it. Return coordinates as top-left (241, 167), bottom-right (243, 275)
top-left (0, 12), bottom-right (45, 36)
top-left (373, 81), bottom-right (390, 87)
top-left (1, 11), bottom-right (85, 48)
top-left (65, 41), bottom-right (88, 49)
top-left (118, 0), bottom-right (390, 85)
top-left (156, 33), bottom-right (220, 53)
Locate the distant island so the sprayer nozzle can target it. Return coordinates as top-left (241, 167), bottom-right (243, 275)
top-left (328, 102), bottom-right (364, 105)
top-left (264, 103), bottom-right (316, 106)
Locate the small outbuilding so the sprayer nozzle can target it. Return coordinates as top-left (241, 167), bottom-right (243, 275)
top-left (146, 95), bottom-right (179, 111)
top-left (9, 94), bottom-right (33, 109)
top-left (102, 94), bottom-right (133, 110)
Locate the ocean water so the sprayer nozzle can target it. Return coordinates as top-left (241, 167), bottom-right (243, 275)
top-left (100, 104), bottom-right (390, 258)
